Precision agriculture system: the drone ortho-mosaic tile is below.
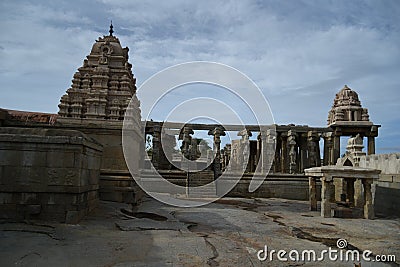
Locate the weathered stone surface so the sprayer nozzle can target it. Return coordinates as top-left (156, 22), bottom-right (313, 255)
top-left (0, 127), bottom-right (103, 223)
top-left (0, 198), bottom-right (399, 266)
top-left (358, 153), bottom-right (400, 217)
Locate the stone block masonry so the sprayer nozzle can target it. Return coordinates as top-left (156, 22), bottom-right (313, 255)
top-left (0, 127), bottom-right (103, 223)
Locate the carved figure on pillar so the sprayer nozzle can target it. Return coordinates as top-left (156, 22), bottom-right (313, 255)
top-left (308, 131), bottom-right (320, 168)
top-left (238, 129), bottom-right (252, 172)
top-left (208, 126), bottom-right (226, 177)
top-left (179, 126), bottom-right (194, 159)
top-left (288, 130), bottom-right (298, 174)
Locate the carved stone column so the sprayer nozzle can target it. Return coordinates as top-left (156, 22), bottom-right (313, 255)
top-left (280, 132), bottom-right (288, 173)
top-left (288, 130), bottom-right (297, 174)
top-left (151, 125), bottom-right (161, 170)
top-left (333, 128), bottom-right (342, 165)
top-left (307, 131), bottom-right (320, 168)
top-left (367, 125), bottom-right (378, 155)
top-left (299, 134), bottom-right (309, 172)
top-left (274, 132), bottom-right (281, 173)
top-left (323, 132), bottom-right (333, 165)
top-left (180, 126), bottom-right (194, 158)
top-left (367, 136), bottom-right (375, 155)
top-left (238, 129), bottom-right (252, 172)
top-left (208, 126), bottom-right (226, 178)
top-left (258, 129), bottom-right (276, 174)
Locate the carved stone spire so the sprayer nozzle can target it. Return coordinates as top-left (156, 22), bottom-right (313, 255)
top-left (327, 85), bottom-right (371, 125)
top-left (109, 21), bottom-right (114, 36)
top-left (57, 30), bottom-right (140, 122)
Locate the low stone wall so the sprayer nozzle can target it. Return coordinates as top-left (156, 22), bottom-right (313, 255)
top-left (0, 127), bottom-right (103, 223)
top-left (141, 170), bottom-right (320, 201)
top-left (359, 153), bottom-right (400, 217)
top-left (224, 173), bottom-right (320, 200)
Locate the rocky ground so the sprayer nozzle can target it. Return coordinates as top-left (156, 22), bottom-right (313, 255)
top-left (0, 197), bottom-right (399, 267)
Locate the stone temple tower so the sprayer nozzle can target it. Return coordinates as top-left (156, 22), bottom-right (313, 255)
top-left (327, 85), bottom-right (370, 125)
top-left (56, 24), bottom-right (143, 203)
top-left (58, 23), bottom-right (140, 123)
top-left (326, 85), bottom-right (379, 165)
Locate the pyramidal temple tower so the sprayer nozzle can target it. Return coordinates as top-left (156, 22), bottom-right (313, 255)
top-left (56, 24), bottom-right (143, 203)
top-left (58, 23), bottom-right (140, 123)
top-left (325, 85), bottom-right (379, 165)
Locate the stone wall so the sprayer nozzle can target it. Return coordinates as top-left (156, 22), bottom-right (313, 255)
top-left (224, 174), bottom-right (320, 200)
top-left (0, 127), bottom-right (103, 223)
top-left (141, 170), bottom-right (320, 201)
top-left (359, 153), bottom-right (400, 217)
top-left (56, 118), bottom-right (144, 203)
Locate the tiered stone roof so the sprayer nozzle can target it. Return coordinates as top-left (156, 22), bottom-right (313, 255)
top-left (327, 85), bottom-right (370, 125)
top-left (58, 27), bottom-right (140, 121)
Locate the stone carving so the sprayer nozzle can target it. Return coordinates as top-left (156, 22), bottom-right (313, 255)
top-left (238, 129), bottom-right (252, 172)
top-left (180, 126), bottom-right (194, 158)
top-left (48, 169), bottom-right (77, 186)
top-left (48, 169), bottom-right (59, 185)
top-left (58, 32), bottom-right (139, 121)
top-left (307, 131), bottom-right (320, 168)
top-left (208, 126), bottom-right (226, 177)
top-left (327, 85), bottom-right (370, 125)
top-left (288, 130), bottom-right (297, 174)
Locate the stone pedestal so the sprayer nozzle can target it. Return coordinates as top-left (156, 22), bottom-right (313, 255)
top-left (321, 178), bottom-right (332, 218)
top-left (305, 166), bottom-right (380, 220)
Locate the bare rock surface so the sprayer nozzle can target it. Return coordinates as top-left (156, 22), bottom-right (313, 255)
top-left (0, 197), bottom-right (399, 267)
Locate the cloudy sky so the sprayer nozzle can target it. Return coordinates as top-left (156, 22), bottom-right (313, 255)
top-left (0, 0), bottom-right (399, 153)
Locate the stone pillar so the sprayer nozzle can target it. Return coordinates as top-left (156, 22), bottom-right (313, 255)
top-left (238, 129), bottom-right (252, 172)
top-left (320, 177), bottom-right (332, 218)
top-left (256, 134), bottom-right (262, 172)
top-left (332, 129), bottom-right (341, 165)
top-left (288, 130), bottom-right (297, 174)
top-left (258, 130), bottom-right (273, 174)
top-left (367, 136), bottom-right (375, 155)
top-left (323, 132), bottom-right (333, 166)
top-left (181, 126), bottom-right (194, 157)
top-left (309, 177), bottom-right (317, 211)
top-left (208, 126), bottom-right (226, 178)
top-left (151, 125), bottom-right (161, 170)
top-left (280, 133), bottom-right (288, 173)
top-left (299, 134), bottom-right (309, 172)
top-left (307, 131), bottom-right (320, 168)
top-left (354, 179), bottom-right (364, 208)
top-left (179, 126), bottom-right (194, 172)
top-left (363, 179), bottom-right (374, 219)
top-left (274, 132), bottom-right (281, 173)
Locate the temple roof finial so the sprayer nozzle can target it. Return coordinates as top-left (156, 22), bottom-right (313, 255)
top-left (109, 20), bottom-right (114, 36)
